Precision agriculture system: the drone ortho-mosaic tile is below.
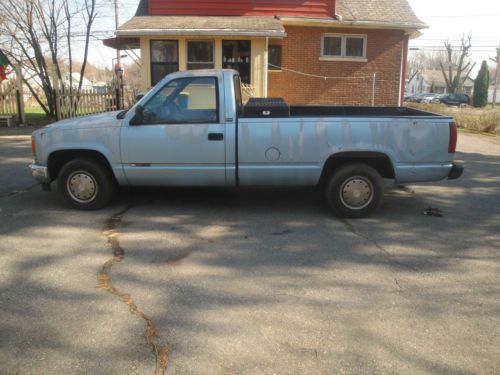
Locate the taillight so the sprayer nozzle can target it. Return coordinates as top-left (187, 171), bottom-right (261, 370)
top-left (31, 137), bottom-right (37, 157)
top-left (448, 122), bottom-right (457, 153)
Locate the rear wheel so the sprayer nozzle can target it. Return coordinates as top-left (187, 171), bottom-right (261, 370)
top-left (325, 163), bottom-right (384, 218)
top-left (58, 158), bottom-right (114, 210)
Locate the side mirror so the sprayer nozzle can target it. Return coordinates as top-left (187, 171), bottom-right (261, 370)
top-left (130, 105), bottom-right (144, 126)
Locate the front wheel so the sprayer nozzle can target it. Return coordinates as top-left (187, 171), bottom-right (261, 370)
top-left (325, 163), bottom-right (384, 218)
top-left (58, 158), bottom-right (114, 210)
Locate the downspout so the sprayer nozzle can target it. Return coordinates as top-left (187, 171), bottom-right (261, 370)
top-left (330, 0), bottom-right (342, 21)
top-left (400, 34), bottom-right (409, 106)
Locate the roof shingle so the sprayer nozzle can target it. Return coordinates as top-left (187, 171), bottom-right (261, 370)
top-left (336, 0), bottom-right (426, 28)
top-left (117, 16), bottom-right (286, 37)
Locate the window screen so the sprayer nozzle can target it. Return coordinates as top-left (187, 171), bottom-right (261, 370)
top-left (150, 40), bottom-right (179, 86)
top-left (187, 41), bottom-right (215, 70)
top-left (323, 36), bottom-right (342, 57)
top-left (346, 37), bottom-right (365, 57)
top-left (268, 45), bottom-right (282, 70)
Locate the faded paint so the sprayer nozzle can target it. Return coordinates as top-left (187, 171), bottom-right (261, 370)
top-left (31, 70), bottom-right (458, 191)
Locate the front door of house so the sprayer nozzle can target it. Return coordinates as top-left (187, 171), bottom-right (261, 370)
top-left (222, 40), bottom-right (251, 84)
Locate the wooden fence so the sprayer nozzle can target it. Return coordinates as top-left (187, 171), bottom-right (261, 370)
top-left (0, 79), bottom-right (18, 117)
top-left (56, 87), bottom-right (119, 120)
top-left (241, 83), bottom-right (255, 103)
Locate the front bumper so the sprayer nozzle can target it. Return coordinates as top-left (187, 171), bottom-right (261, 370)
top-left (448, 163), bottom-right (464, 180)
top-left (29, 163), bottom-right (50, 184)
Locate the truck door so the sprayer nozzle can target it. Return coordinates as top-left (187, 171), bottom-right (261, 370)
top-left (120, 76), bottom-right (226, 186)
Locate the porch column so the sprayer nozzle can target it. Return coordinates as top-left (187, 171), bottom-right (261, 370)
top-left (263, 37), bottom-right (269, 98)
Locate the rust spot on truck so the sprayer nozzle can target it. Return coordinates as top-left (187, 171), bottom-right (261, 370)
top-left (97, 206), bottom-right (170, 375)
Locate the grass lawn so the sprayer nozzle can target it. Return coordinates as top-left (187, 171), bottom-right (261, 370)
top-left (0, 105), bottom-right (53, 135)
top-left (24, 104), bottom-right (54, 126)
top-left (407, 103), bottom-right (500, 135)
top-left (24, 112), bottom-right (54, 127)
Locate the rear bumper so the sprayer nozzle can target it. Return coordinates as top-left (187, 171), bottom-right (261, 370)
top-left (29, 163), bottom-right (50, 184)
top-left (448, 163), bottom-right (464, 180)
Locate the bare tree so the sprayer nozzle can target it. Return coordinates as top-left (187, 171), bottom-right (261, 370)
top-left (439, 34), bottom-right (476, 94)
top-left (0, 0), bottom-right (97, 117)
top-left (407, 54), bottom-right (424, 84)
top-left (490, 46), bottom-right (500, 108)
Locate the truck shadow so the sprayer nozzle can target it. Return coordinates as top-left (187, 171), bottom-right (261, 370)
top-left (1, 149), bottom-right (499, 373)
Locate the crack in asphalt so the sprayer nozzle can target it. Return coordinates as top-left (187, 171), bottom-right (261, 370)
top-left (97, 205), bottom-right (171, 375)
top-left (339, 218), bottom-right (420, 272)
top-left (394, 278), bottom-right (404, 291)
top-left (0, 184), bottom-right (39, 199)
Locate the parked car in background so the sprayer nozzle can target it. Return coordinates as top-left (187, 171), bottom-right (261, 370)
top-left (404, 94), bottom-right (421, 102)
top-left (420, 94), bottom-right (439, 103)
top-left (432, 93), bottom-right (470, 107)
top-left (404, 93), bottom-right (437, 103)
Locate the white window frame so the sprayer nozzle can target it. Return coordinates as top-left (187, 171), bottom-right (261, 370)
top-left (320, 33), bottom-right (367, 62)
top-left (186, 40), bottom-right (215, 69)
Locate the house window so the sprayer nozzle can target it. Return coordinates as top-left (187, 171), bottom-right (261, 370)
top-left (223, 40), bottom-right (251, 84)
top-left (187, 41), bottom-right (215, 70)
top-left (150, 40), bottom-right (179, 86)
top-left (268, 45), bottom-right (282, 71)
top-left (321, 34), bottom-right (367, 60)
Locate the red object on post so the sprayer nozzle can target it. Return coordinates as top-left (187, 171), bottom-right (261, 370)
top-left (115, 63), bottom-right (125, 78)
top-left (0, 66), bottom-right (7, 82)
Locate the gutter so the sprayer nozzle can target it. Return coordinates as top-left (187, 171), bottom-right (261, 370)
top-left (278, 16), bottom-right (427, 35)
top-left (116, 29), bottom-right (286, 38)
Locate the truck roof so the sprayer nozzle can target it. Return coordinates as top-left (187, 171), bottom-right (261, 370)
top-left (162, 69), bottom-right (237, 81)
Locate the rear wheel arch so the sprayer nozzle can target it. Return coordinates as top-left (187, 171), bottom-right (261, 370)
top-left (318, 151), bottom-right (395, 186)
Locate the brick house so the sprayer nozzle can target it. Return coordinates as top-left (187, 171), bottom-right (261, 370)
top-left (107, 0), bottom-right (425, 106)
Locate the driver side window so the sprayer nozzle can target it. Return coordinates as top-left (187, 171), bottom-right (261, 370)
top-left (142, 77), bottom-right (218, 124)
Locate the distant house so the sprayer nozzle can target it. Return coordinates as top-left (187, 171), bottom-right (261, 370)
top-left (105, 0), bottom-right (425, 106)
top-left (407, 70), bottom-right (474, 96)
top-left (63, 73), bottom-right (94, 90)
top-left (406, 72), bottom-right (430, 95)
top-left (488, 85), bottom-right (500, 104)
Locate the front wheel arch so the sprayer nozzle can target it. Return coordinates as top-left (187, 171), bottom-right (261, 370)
top-left (48, 149), bottom-right (116, 183)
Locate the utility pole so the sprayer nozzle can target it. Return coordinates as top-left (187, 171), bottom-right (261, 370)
top-left (114, 0), bottom-right (124, 109)
top-left (491, 45), bottom-right (500, 108)
top-left (114, 0), bottom-right (120, 69)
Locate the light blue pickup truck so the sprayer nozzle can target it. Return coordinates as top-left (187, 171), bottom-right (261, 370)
top-left (30, 69), bottom-right (463, 218)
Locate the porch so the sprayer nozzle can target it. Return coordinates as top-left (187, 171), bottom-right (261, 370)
top-left (111, 15), bottom-right (286, 97)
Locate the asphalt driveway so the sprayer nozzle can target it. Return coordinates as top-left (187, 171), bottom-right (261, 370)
top-left (0, 132), bottom-right (499, 374)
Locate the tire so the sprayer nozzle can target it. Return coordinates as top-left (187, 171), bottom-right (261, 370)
top-left (58, 158), bottom-right (114, 210)
top-left (325, 163), bottom-right (384, 218)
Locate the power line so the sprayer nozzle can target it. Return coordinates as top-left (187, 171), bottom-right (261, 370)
top-left (420, 13), bottom-right (500, 18)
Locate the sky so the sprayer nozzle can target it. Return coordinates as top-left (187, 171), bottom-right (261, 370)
top-left (407, 0), bottom-right (500, 73)
top-left (86, 0), bottom-right (500, 73)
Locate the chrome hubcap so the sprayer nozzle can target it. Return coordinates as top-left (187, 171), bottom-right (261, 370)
top-left (340, 176), bottom-right (374, 210)
top-left (67, 171), bottom-right (98, 203)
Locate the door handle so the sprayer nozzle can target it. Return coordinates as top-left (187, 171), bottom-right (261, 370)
top-left (208, 133), bottom-right (224, 141)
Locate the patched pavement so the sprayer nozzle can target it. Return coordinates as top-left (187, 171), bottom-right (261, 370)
top-left (1, 132), bottom-right (499, 374)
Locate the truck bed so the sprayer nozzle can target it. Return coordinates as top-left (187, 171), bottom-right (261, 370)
top-left (241, 102), bottom-right (447, 118)
top-left (289, 106), bottom-right (448, 118)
